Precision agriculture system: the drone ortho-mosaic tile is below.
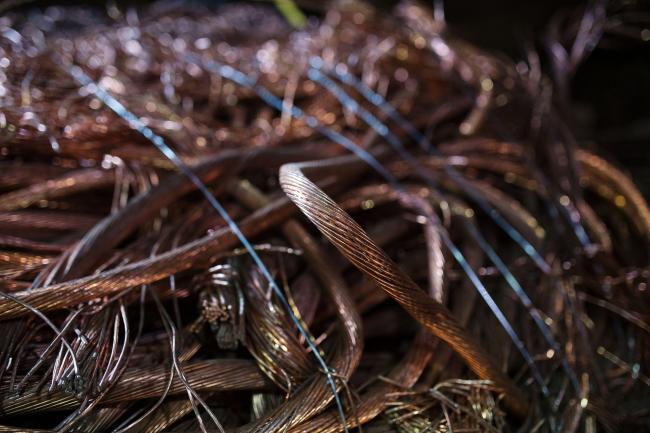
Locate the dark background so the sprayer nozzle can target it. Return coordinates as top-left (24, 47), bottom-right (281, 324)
top-left (382, 0), bottom-right (648, 198)
top-left (442, 0), bottom-right (650, 197)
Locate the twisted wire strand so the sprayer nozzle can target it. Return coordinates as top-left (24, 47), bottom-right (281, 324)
top-left (279, 160), bottom-right (529, 417)
top-left (0, 359), bottom-right (268, 415)
top-left (287, 178), bottom-right (494, 432)
top-left (286, 202), bottom-right (455, 432)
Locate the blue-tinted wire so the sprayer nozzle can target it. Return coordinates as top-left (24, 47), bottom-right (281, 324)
top-left (307, 65), bottom-right (550, 395)
top-left (318, 60), bottom-right (581, 393)
top-left (62, 62), bottom-right (350, 433)
top-left (189, 53), bottom-right (398, 185)
top-left (317, 57), bottom-right (554, 273)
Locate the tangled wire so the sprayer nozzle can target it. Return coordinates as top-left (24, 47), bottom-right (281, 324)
top-left (0, 1), bottom-right (648, 432)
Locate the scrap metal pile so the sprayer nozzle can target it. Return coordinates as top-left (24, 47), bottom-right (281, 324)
top-left (0, 1), bottom-right (648, 432)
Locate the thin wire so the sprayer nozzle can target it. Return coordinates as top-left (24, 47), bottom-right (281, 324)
top-left (111, 286), bottom-right (178, 433)
top-left (59, 59), bottom-right (350, 433)
top-left (151, 288), bottom-right (219, 433)
top-left (0, 291), bottom-right (80, 382)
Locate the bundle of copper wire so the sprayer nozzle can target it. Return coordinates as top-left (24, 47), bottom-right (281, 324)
top-left (0, 1), bottom-right (648, 432)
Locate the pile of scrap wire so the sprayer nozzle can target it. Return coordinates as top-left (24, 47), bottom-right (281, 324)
top-left (0, 1), bottom-right (648, 432)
